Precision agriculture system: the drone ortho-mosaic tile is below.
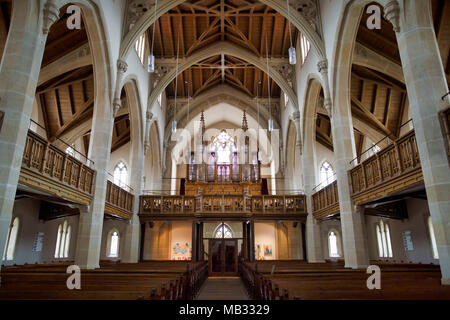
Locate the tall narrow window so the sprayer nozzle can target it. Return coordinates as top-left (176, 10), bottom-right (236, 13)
top-left (428, 217), bottom-right (439, 259)
top-left (214, 224), bottom-right (233, 239)
top-left (59, 221), bottom-right (68, 258)
top-left (299, 33), bottom-right (311, 64)
top-left (284, 92), bottom-right (289, 108)
top-left (134, 33), bottom-right (147, 65)
top-left (5, 217), bottom-right (19, 261)
top-left (376, 225), bottom-right (383, 257)
top-left (64, 225), bottom-right (72, 258)
top-left (113, 161), bottom-right (128, 188)
top-left (108, 230), bottom-right (120, 258)
top-left (55, 220), bottom-right (71, 259)
top-left (376, 220), bottom-right (393, 258)
top-left (55, 224), bottom-right (62, 258)
top-left (157, 93), bottom-right (163, 107)
top-left (319, 161), bottom-right (335, 187)
top-left (328, 231), bottom-right (339, 257)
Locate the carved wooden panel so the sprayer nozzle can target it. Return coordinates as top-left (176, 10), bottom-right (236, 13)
top-left (139, 194), bottom-right (306, 219)
top-left (349, 130), bottom-right (423, 205)
top-left (105, 180), bottom-right (134, 219)
top-left (312, 181), bottom-right (340, 220)
top-left (19, 130), bottom-right (96, 205)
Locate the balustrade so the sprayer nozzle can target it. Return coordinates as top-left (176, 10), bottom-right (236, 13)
top-left (349, 130), bottom-right (423, 205)
top-left (105, 180), bottom-right (134, 219)
top-left (187, 163), bottom-right (260, 183)
top-left (312, 181), bottom-right (339, 220)
top-left (140, 194), bottom-right (306, 216)
top-left (20, 130), bottom-right (95, 205)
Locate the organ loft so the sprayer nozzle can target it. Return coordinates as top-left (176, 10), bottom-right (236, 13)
top-left (0, 0), bottom-right (449, 302)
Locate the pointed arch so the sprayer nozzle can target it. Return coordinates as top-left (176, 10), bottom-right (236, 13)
top-left (147, 41), bottom-right (298, 112)
top-left (119, 0), bottom-right (325, 60)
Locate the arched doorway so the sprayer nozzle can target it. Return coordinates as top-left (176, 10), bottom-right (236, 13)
top-left (209, 222), bottom-right (238, 276)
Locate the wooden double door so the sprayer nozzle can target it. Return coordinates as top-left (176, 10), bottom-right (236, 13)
top-left (208, 239), bottom-right (238, 276)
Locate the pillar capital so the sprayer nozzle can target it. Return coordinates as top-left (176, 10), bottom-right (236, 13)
top-left (117, 59), bottom-right (128, 74)
top-left (384, 1), bottom-right (401, 33)
top-left (146, 111), bottom-right (153, 121)
top-left (317, 59), bottom-right (328, 75)
top-left (42, 0), bottom-right (60, 34)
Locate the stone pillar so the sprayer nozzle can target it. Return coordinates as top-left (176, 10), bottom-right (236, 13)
top-left (0, 1), bottom-right (57, 280)
top-left (191, 222), bottom-right (198, 262)
top-left (392, 0), bottom-right (450, 284)
top-left (318, 60), bottom-right (369, 269)
top-left (301, 105), bottom-right (324, 263)
top-left (75, 60), bottom-right (124, 269)
top-left (249, 221), bottom-right (255, 262)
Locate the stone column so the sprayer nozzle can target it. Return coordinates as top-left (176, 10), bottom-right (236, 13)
top-left (301, 106), bottom-right (324, 263)
top-left (391, 0), bottom-right (450, 284)
top-left (0, 1), bottom-right (58, 280)
top-left (318, 60), bottom-right (369, 269)
top-left (191, 222), bottom-right (198, 262)
top-left (75, 60), bottom-right (125, 269)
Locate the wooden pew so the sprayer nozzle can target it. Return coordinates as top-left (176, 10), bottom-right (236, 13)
top-left (239, 260), bottom-right (450, 300)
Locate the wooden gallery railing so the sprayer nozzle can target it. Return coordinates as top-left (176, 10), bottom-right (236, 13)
top-left (20, 130), bottom-right (96, 205)
top-left (349, 130), bottom-right (423, 205)
top-left (139, 194), bottom-right (307, 219)
top-left (312, 180), bottom-right (339, 220)
top-left (147, 261), bottom-right (208, 300)
top-left (105, 181), bottom-right (134, 219)
top-left (239, 262), bottom-right (291, 300)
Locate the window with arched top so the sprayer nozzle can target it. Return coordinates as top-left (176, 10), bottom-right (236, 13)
top-left (328, 231), bottom-right (340, 258)
top-left (319, 161), bottom-right (335, 187)
top-left (428, 217), bottom-right (439, 259)
top-left (376, 220), bottom-right (393, 258)
top-left (113, 161), bottom-right (128, 188)
top-left (55, 220), bottom-right (71, 259)
top-left (4, 217), bottom-right (19, 261)
top-left (107, 229), bottom-right (120, 258)
top-left (214, 224), bottom-right (233, 239)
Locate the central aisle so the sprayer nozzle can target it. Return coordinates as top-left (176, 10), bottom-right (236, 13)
top-left (196, 277), bottom-right (250, 300)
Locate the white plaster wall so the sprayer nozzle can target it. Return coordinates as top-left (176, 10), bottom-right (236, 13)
top-left (254, 221), bottom-right (277, 260)
top-left (365, 198), bottom-right (439, 264)
top-left (170, 221), bottom-right (192, 260)
top-left (108, 142), bottom-right (132, 183)
top-left (315, 140), bottom-right (335, 185)
top-left (3, 198), bottom-right (79, 266)
top-left (100, 218), bottom-right (128, 261)
top-left (320, 219), bottom-right (344, 260)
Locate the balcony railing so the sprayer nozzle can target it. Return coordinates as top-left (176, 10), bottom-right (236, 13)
top-left (349, 129), bottom-right (423, 205)
top-left (140, 194), bottom-right (306, 218)
top-left (187, 163), bottom-right (260, 183)
top-left (312, 180), bottom-right (340, 220)
top-left (20, 130), bottom-right (96, 205)
top-left (105, 180), bottom-right (134, 219)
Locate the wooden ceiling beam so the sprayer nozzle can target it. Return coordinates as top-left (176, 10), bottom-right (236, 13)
top-left (225, 16), bottom-right (260, 56)
top-left (225, 69), bottom-right (253, 97)
top-left (351, 96), bottom-right (392, 137)
top-left (193, 69), bottom-right (221, 97)
top-left (186, 17), bottom-right (220, 55)
top-left (37, 74), bottom-right (93, 95)
top-left (52, 96), bottom-right (94, 139)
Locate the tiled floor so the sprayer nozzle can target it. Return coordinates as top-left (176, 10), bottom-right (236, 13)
top-left (196, 277), bottom-right (250, 300)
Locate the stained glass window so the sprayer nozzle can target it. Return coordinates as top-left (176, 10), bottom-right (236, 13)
top-left (214, 224), bottom-right (233, 239)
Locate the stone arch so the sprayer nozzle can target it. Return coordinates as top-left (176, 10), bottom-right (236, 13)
top-left (285, 119), bottom-right (301, 193)
top-left (119, 0), bottom-right (325, 60)
top-left (149, 41), bottom-right (298, 113)
top-left (172, 85), bottom-right (274, 129)
top-left (301, 76), bottom-right (322, 190)
top-left (144, 121), bottom-right (162, 191)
